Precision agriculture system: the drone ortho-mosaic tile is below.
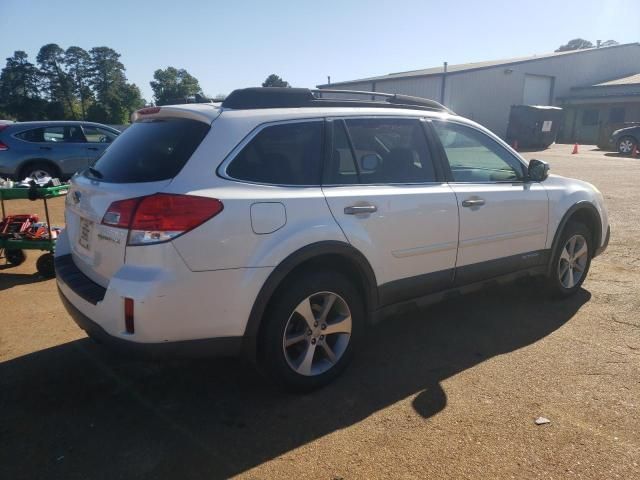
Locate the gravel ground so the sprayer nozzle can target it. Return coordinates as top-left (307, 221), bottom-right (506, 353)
top-left (0, 144), bottom-right (638, 479)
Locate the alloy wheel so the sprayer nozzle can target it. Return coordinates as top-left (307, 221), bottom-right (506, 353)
top-left (27, 169), bottom-right (52, 181)
top-left (558, 234), bottom-right (589, 289)
top-left (618, 139), bottom-right (634, 154)
top-left (282, 291), bottom-right (352, 377)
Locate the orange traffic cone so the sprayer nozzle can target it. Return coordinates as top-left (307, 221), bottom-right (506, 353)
top-left (571, 143), bottom-right (579, 154)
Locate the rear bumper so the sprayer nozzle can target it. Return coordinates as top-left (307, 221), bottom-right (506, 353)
top-left (58, 285), bottom-right (243, 358)
top-left (594, 225), bottom-right (610, 257)
top-left (54, 227), bottom-right (271, 356)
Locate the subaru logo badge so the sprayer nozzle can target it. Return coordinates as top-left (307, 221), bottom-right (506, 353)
top-left (73, 191), bottom-right (81, 204)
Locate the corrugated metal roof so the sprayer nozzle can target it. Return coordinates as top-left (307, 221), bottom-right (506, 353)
top-left (318, 43), bottom-right (640, 87)
top-left (593, 73), bottom-right (640, 86)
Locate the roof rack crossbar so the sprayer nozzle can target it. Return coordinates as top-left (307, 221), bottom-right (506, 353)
top-left (221, 87), bottom-right (453, 113)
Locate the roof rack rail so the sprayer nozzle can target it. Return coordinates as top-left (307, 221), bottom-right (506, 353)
top-left (221, 87), bottom-right (453, 113)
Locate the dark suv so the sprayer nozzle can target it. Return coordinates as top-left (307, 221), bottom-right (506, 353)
top-left (610, 125), bottom-right (640, 155)
top-left (0, 121), bottom-right (120, 180)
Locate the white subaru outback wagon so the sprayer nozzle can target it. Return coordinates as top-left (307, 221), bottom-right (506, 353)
top-left (56, 88), bottom-right (610, 391)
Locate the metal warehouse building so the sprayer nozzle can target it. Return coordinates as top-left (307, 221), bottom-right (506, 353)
top-left (317, 43), bottom-right (640, 143)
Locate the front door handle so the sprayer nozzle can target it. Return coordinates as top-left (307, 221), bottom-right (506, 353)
top-left (344, 204), bottom-right (377, 215)
top-left (39, 146), bottom-right (52, 151)
top-left (461, 198), bottom-right (486, 208)
top-left (87, 147), bottom-right (99, 151)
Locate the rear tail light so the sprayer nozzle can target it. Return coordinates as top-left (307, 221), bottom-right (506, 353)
top-left (0, 127), bottom-right (8, 150)
top-left (102, 193), bottom-right (223, 246)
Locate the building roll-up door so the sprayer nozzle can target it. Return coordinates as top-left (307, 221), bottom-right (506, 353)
top-left (523, 74), bottom-right (553, 105)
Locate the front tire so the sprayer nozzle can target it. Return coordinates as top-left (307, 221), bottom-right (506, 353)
top-left (547, 222), bottom-right (592, 298)
top-left (617, 136), bottom-right (637, 156)
top-left (258, 271), bottom-right (363, 392)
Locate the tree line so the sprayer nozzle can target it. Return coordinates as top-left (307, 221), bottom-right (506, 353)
top-left (555, 38), bottom-right (619, 52)
top-left (0, 41), bottom-right (294, 124)
top-left (0, 45), bottom-right (144, 123)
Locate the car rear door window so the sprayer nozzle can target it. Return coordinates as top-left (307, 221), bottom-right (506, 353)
top-left (82, 126), bottom-right (118, 143)
top-left (87, 118), bottom-right (209, 183)
top-left (326, 118), bottom-right (436, 185)
top-left (433, 121), bottom-right (525, 182)
top-left (43, 126), bottom-right (66, 142)
top-left (226, 121), bottom-right (323, 185)
top-left (16, 125), bottom-right (86, 143)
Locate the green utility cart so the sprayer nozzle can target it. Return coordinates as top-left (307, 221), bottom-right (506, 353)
top-left (0, 184), bottom-right (68, 277)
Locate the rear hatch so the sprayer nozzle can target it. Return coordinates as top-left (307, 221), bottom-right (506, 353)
top-left (65, 115), bottom-right (212, 287)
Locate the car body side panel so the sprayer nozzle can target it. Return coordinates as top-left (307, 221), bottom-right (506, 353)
top-left (171, 184), bottom-right (347, 271)
top-left (451, 182), bottom-right (549, 267)
top-left (542, 174), bottom-right (609, 250)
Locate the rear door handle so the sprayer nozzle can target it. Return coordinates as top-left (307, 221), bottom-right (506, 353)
top-left (461, 198), bottom-right (486, 208)
top-left (39, 146), bottom-right (52, 151)
top-left (87, 147), bottom-right (99, 151)
top-left (344, 205), bottom-right (377, 215)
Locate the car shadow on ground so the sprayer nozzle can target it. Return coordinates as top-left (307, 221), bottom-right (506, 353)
top-left (0, 266), bottom-right (47, 291)
top-left (604, 152), bottom-right (637, 158)
top-left (0, 284), bottom-right (590, 479)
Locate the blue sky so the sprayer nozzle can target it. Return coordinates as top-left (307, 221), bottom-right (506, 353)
top-left (1, 0), bottom-right (637, 102)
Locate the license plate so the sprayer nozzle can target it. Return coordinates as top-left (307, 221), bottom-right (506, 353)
top-left (78, 218), bottom-right (94, 251)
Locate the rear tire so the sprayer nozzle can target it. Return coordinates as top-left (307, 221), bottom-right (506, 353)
top-left (617, 136), bottom-right (637, 156)
top-left (5, 249), bottom-right (26, 266)
top-left (258, 270), bottom-right (364, 392)
top-left (546, 222), bottom-right (592, 298)
top-left (36, 253), bottom-right (55, 278)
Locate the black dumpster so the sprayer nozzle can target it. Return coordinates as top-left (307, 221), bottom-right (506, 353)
top-left (506, 105), bottom-right (563, 149)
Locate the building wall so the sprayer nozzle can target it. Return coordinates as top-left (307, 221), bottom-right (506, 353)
top-left (561, 100), bottom-right (640, 144)
top-left (442, 44), bottom-right (640, 137)
top-left (320, 44), bottom-right (640, 139)
top-left (373, 75), bottom-right (443, 101)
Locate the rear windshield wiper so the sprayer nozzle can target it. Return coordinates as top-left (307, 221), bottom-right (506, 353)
top-left (88, 166), bottom-right (103, 179)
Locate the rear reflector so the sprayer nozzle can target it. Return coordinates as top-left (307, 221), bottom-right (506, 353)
top-left (124, 297), bottom-right (134, 333)
top-left (102, 193), bottom-right (223, 245)
top-left (0, 141), bottom-right (8, 151)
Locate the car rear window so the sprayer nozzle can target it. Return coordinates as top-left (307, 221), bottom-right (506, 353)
top-left (87, 118), bottom-right (209, 183)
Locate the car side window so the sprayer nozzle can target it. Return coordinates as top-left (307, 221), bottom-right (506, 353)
top-left (16, 126), bottom-right (86, 143)
top-left (16, 128), bottom-right (46, 142)
top-left (43, 126), bottom-right (66, 142)
top-left (325, 118), bottom-right (436, 185)
top-left (433, 121), bottom-right (525, 182)
top-left (83, 126), bottom-right (117, 143)
top-left (227, 121), bottom-right (323, 185)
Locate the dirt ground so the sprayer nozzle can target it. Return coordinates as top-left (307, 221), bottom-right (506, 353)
top-left (1, 144), bottom-right (638, 479)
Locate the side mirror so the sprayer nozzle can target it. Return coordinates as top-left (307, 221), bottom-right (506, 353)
top-left (361, 153), bottom-right (381, 172)
top-left (528, 159), bottom-right (550, 181)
